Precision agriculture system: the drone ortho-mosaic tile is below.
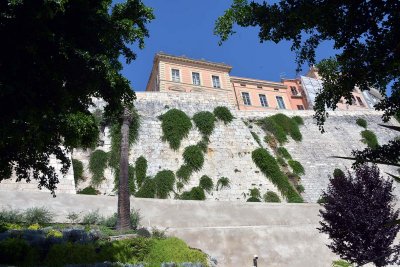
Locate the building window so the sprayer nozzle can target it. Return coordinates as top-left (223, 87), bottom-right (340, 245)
top-left (242, 92), bottom-right (251, 106)
top-left (171, 69), bottom-right (180, 82)
top-left (212, 75), bottom-right (221, 88)
top-left (290, 86), bottom-right (299, 96)
top-left (276, 96), bottom-right (286, 109)
top-left (274, 88), bottom-right (279, 91)
top-left (257, 85), bottom-right (263, 89)
top-left (259, 94), bottom-right (268, 107)
top-left (356, 96), bottom-right (365, 106)
top-left (192, 72), bottom-right (200, 85)
top-left (297, 105), bottom-right (305, 110)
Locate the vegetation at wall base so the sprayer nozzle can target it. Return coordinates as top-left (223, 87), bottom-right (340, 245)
top-left (247, 197), bottom-right (261, 202)
top-left (277, 147), bottom-right (292, 160)
top-left (159, 109), bottom-right (192, 150)
top-left (135, 178), bottom-right (156, 199)
top-left (199, 175), bottom-right (214, 193)
top-left (213, 106), bottom-right (234, 124)
top-left (356, 118), bottom-right (367, 128)
top-left (193, 111), bottom-right (216, 137)
top-left (288, 160), bottom-right (305, 176)
top-left (250, 131), bottom-right (262, 147)
top-left (154, 170), bottom-right (175, 199)
top-left (180, 186), bottom-right (206, 200)
top-left (72, 159), bottom-right (84, 185)
top-left (252, 148), bottom-right (303, 203)
top-left (292, 116), bottom-right (304, 125)
top-left (88, 149), bottom-right (109, 187)
top-left (360, 130), bottom-right (379, 149)
top-left (216, 177), bottom-right (231, 191)
top-left (77, 186), bottom-right (99, 195)
top-left (295, 184), bottom-right (305, 193)
top-left (263, 191), bottom-right (281, 203)
top-left (176, 165), bottom-right (193, 184)
top-left (183, 145), bottom-right (205, 172)
top-left (135, 156), bottom-right (147, 188)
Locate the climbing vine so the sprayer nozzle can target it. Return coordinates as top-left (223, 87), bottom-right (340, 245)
top-left (89, 149), bottom-right (109, 187)
top-left (159, 109), bottom-right (192, 150)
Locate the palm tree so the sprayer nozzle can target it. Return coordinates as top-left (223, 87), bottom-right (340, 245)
top-left (116, 107), bottom-right (133, 230)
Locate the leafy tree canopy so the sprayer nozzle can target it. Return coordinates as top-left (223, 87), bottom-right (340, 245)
top-left (0, 0), bottom-right (154, 193)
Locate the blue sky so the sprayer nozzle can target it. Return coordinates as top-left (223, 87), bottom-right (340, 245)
top-left (121, 0), bottom-right (338, 92)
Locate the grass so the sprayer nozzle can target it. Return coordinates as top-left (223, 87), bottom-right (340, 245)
top-left (288, 160), bottom-right (305, 175)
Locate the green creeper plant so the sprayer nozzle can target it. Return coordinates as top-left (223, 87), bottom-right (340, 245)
top-left (154, 170), bottom-right (175, 199)
top-left (199, 175), bottom-right (214, 193)
top-left (176, 165), bottom-right (193, 184)
top-left (356, 118), bottom-right (367, 128)
top-left (213, 106), bottom-right (234, 124)
top-left (288, 160), bottom-right (305, 176)
top-left (277, 147), bottom-right (292, 160)
top-left (263, 191), bottom-right (281, 203)
top-left (72, 159), bottom-right (84, 185)
top-left (89, 149), bottom-right (109, 187)
top-left (159, 109), bottom-right (192, 150)
top-left (135, 156), bottom-right (147, 187)
top-left (182, 145), bottom-right (204, 172)
top-left (192, 111), bottom-right (216, 137)
top-left (180, 186), bottom-right (206, 200)
top-left (135, 178), bottom-right (156, 199)
top-left (361, 130), bottom-right (379, 149)
top-left (216, 177), bottom-right (231, 191)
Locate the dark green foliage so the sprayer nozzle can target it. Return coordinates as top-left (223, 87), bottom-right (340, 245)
top-left (317, 196), bottom-right (327, 204)
top-left (271, 114), bottom-right (302, 142)
top-left (258, 117), bottom-right (287, 144)
top-left (199, 175), bottom-right (214, 193)
top-left (0, 238), bottom-right (38, 266)
top-left (252, 148), bottom-right (303, 203)
top-left (0, 208), bottom-right (24, 224)
top-left (288, 160), bottom-right (305, 175)
top-left (356, 118), bottom-right (367, 128)
top-left (292, 116), bottom-right (304, 125)
top-left (182, 145), bottom-right (204, 172)
top-left (250, 131), bottom-right (262, 147)
top-left (216, 177), bottom-right (231, 190)
top-left (213, 106), bottom-right (234, 124)
top-left (197, 139), bottom-right (208, 153)
top-left (159, 109), bottom-right (192, 150)
top-left (89, 149), bottom-right (108, 187)
top-left (24, 207), bottom-right (54, 225)
top-left (247, 197), bottom-right (261, 202)
top-left (333, 168), bottom-right (345, 178)
top-left (135, 156), bottom-right (147, 187)
top-left (154, 170), bottom-right (175, 199)
top-left (77, 186), bottom-right (98, 195)
top-left (277, 147), bottom-right (292, 160)
top-left (263, 191), bottom-right (281, 203)
top-left (193, 111), bottom-right (216, 137)
top-left (361, 130), bottom-right (379, 149)
top-left (246, 188), bottom-right (262, 202)
top-left (176, 181), bottom-right (184, 192)
top-left (72, 159), bottom-right (84, 185)
top-left (277, 157), bottom-right (287, 167)
top-left (0, 0), bottom-right (154, 194)
top-left (296, 184), bottom-right (305, 193)
top-left (180, 187), bottom-right (206, 200)
top-left (135, 178), bottom-right (156, 199)
top-left (176, 165), bottom-right (193, 184)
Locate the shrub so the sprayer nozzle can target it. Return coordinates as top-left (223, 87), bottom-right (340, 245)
top-left (296, 184), bottom-right (305, 193)
top-left (24, 207), bottom-right (54, 225)
top-left (89, 149), bottom-right (108, 187)
top-left (136, 227), bottom-right (151, 238)
top-left (72, 159), bottom-right (84, 185)
top-left (130, 209), bottom-right (141, 229)
top-left (0, 208), bottom-right (23, 223)
top-left (182, 145), bottom-right (204, 172)
top-left (249, 188), bottom-right (261, 199)
top-left (82, 210), bottom-right (102, 225)
top-left (0, 238), bottom-right (38, 266)
top-left (100, 209), bottom-right (140, 229)
top-left (276, 156), bottom-right (287, 167)
top-left (288, 160), bottom-right (305, 175)
top-left (176, 165), bottom-right (193, 184)
top-left (213, 106), bottom-right (234, 124)
top-left (247, 197), bottom-right (262, 202)
top-left (250, 131), bottom-right (262, 147)
top-left (252, 148), bottom-right (303, 203)
top-left (192, 111), bottom-right (216, 137)
top-left (196, 139), bottom-right (208, 153)
top-left (258, 117), bottom-right (287, 144)
top-left (160, 109), bottom-right (192, 150)
top-left (180, 187), bottom-right (206, 200)
top-left (263, 191), bottom-right (281, 202)
top-left (66, 211), bottom-right (81, 224)
top-left (154, 170), bottom-right (175, 199)
top-left (356, 118), bottom-right (367, 128)
top-left (333, 168), bottom-right (345, 178)
top-left (135, 156), bottom-right (147, 188)
top-left (361, 130), bottom-right (379, 149)
top-left (271, 113), bottom-right (302, 142)
top-left (152, 227), bottom-right (167, 239)
top-left (77, 186), bottom-right (98, 195)
top-left (292, 116), bottom-right (304, 125)
top-left (277, 147), bottom-right (292, 160)
top-left (199, 175), bottom-right (213, 193)
top-left (176, 181), bottom-right (184, 192)
top-left (216, 177), bottom-right (230, 190)
top-left (135, 178), bottom-right (156, 198)
top-left (28, 223), bottom-right (41, 230)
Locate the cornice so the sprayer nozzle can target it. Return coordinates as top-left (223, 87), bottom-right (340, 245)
top-left (230, 76), bottom-right (287, 89)
top-left (155, 53), bottom-right (232, 72)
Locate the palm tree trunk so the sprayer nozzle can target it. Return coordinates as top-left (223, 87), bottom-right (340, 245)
top-left (116, 107), bottom-right (132, 230)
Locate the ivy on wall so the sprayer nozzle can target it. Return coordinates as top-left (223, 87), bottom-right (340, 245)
top-left (213, 106), bottom-right (234, 124)
top-left (72, 159), bottom-right (84, 186)
top-left (88, 149), bottom-right (109, 187)
top-left (135, 156), bottom-right (147, 188)
top-left (159, 109), bottom-right (192, 150)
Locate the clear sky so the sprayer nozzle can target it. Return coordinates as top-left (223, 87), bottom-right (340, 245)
top-left (121, 0), bottom-right (338, 92)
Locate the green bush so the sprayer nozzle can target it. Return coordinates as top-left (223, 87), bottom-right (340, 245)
top-left (247, 197), bottom-right (262, 202)
top-left (276, 156), bottom-right (287, 167)
top-left (288, 160), bottom-right (305, 175)
top-left (89, 149), bottom-right (108, 187)
top-left (292, 116), bottom-right (304, 125)
top-left (197, 139), bottom-right (208, 153)
top-left (176, 165), bottom-right (193, 183)
top-left (159, 109), bottom-right (192, 150)
top-left (271, 113), bottom-right (302, 142)
top-left (193, 111), bottom-right (216, 137)
top-left (199, 175), bottom-right (214, 193)
top-left (356, 118), bottom-right (367, 128)
top-left (135, 156), bottom-right (147, 187)
top-left (24, 207), bottom-right (54, 225)
top-left (180, 186), bottom-right (206, 200)
top-left (154, 170), bottom-right (175, 199)
top-left (216, 177), bottom-right (230, 190)
top-left (0, 208), bottom-right (23, 223)
top-left (82, 210), bottom-right (102, 225)
top-left (252, 148), bottom-right (303, 203)
top-left (77, 186), bottom-right (98, 195)
top-left (258, 117), bottom-right (287, 144)
top-left (135, 178), bottom-right (156, 198)
top-left (213, 106), bottom-right (234, 124)
top-left (183, 145), bottom-right (204, 172)
top-left (45, 242), bottom-right (98, 266)
top-left (72, 159), bottom-right (84, 185)
top-left (249, 188), bottom-right (261, 199)
top-left (361, 130), bottom-right (379, 148)
top-left (263, 191), bottom-right (281, 202)
top-left (251, 131), bottom-right (262, 147)
top-left (277, 147), bottom-right (292, 160)
top-left (296, 184), bottom-right (305, 193)
top-left (333, 168), bottom-right (345, 178)
top-left (176, 181), bottom-right (184, 192)
top-left (100, 209), bottom-right (141, 229)
top-left (0, 238), bottom-right (38, 266)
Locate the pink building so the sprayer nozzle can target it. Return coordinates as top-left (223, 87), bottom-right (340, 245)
top-left (282, 78), bottom-right (309, 110)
